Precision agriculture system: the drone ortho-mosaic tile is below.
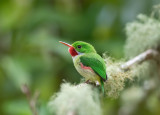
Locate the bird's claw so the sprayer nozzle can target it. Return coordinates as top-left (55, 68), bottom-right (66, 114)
top-left (85, 80), bottom-right (90, 84)
top-left (96, 81), bottom-right (100, 86)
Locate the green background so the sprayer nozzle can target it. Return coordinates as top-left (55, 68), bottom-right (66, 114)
top-left (0, 0), bottom-right (159, 115)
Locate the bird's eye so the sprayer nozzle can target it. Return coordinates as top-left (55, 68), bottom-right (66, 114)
top-left (77, 45), bottom-right (81, 49)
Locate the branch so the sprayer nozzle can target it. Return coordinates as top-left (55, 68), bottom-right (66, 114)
top-left (121, 49), bottom-right (160, 70)
top-left (21, 84), bottom-right (40, 115)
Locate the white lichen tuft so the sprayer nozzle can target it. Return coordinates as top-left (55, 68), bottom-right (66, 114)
top-left (125, 13), bottom-right (160, 79)
top-left (103, 55), bottom-right (132, 98)
top-left (125, 14), bottom-right (160, 59)
top-left (48, 83), bottom-right (102, 115)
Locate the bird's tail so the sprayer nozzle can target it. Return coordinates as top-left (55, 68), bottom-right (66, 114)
top-left (100, 79), bottom-right (105, 96)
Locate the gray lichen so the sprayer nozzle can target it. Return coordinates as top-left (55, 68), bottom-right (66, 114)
top-left (125, 14), bottom-right (160, 59)
top-left (103, 55), bottom-right (132, 98)
top-left (125, 13), bottom-right (160, 79)
top-left (48, 83), bottom-right (102, 115)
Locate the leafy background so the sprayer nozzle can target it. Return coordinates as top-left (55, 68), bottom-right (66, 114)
top-left (0, 0), bottom-right (159, 115)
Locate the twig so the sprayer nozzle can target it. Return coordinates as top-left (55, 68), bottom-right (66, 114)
top-left (121, 49), bottom-right (160, 70)
top-left (21, 84), bottom-right (40, 115)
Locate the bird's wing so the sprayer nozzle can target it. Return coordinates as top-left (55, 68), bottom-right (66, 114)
top-left (80, 53), bottom-right (107, 81)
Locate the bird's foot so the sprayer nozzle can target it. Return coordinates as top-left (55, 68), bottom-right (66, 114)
top-left (85, 80), bottom-right (90, 84)
top-left (95, 81), bottom-right (100, 86)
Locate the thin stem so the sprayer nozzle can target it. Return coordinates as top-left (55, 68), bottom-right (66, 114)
top-left (121, 49), bottom-right (160, 70)
top-left (21, 84), bottom-right (40, 115)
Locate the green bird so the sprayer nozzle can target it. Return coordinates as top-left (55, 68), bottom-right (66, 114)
top-left (59, 41), bottom-right (107, 94)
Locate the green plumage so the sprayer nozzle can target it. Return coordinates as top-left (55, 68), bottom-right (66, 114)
top-left (80, 53), bottom-right (107, 81)
top-left (80, 53), bottom-right (106, 95)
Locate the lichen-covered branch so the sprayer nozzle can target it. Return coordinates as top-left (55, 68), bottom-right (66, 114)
top-left (21, 84), bottom-right (40, 115)
top-left (121, 49), bottom-right (160, 70)
top-left (48, 83), bottom-right (102, 115)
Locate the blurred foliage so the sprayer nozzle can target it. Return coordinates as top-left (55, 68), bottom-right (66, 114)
top-left (0, 0), bottom-right (160, 115)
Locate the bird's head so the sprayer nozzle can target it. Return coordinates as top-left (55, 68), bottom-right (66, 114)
top-left (59, 41), bottom-right (96, 57)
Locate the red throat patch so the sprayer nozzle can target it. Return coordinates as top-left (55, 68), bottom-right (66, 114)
top-left (69, 47), bottom-right (78, 57)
